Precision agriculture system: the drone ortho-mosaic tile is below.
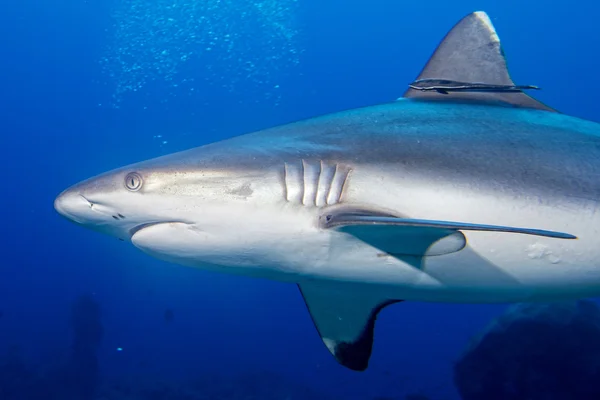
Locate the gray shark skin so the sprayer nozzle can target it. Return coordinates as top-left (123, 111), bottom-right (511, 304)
top-left (55, 11), bottom-right (600, 371)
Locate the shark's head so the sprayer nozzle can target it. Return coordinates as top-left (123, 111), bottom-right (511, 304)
top-left (54, 164), bottom-right (177, 242)
top-left (53, 143), bottom-right (321, 277)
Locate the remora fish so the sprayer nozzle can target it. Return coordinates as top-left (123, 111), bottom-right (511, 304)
top-left (55, 11), bottom-right (600, 371)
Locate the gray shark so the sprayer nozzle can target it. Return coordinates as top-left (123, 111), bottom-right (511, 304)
top-left (54, 11), bottom-right (600, 371)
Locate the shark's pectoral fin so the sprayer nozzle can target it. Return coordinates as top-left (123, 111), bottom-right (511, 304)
top-left (402, 11), bottom-right (556, 112)
top-left (337, 224), bottom-right (466, 257)
top-left (298, 281), bottom-right (401, 371)
top-left (320, 209), bottom-right (576, 256)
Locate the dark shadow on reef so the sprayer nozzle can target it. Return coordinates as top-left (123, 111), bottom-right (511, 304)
top-left (6, 294), bottom-right (600, 399)
top-left (68, 294), bottom-right (104, 399)
top-left (101, 370), bottom-right (342, 400)
top-left (454, 300), bottom-right (600, 400)
top-left (0, 293), bottom-right (344, 400)
top-left (0, 294), bottom-right (103, 400)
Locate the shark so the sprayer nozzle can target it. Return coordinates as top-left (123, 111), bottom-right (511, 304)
top-left (54, 11), bottom-right (600, 371)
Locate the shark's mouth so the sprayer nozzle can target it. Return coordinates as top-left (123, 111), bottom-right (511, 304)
top-left (129, 221), bottom-right (200, 263)
top-left (129, 221), bottom-right (188, 238)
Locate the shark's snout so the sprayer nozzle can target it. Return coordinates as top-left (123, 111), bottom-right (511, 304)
top-left (54, 185), bottom-right (135, 241)
top-left (54, 189), bottom-right (91, 224)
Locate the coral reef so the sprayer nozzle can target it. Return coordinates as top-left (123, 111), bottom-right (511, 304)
top-left (0, 294), bottom-right (342, 399)
top-left (0, 294), bottom-right (104, 400)
top-left (454, 300), bottom-right (600, 400)
top-left (98, 371), bottom-right (339, 400)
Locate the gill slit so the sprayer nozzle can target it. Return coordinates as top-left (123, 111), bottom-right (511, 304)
top-left (284, 160), bottom-right (350, 207)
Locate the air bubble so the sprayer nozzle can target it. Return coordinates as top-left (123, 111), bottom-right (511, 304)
top-left (101, 0), bottom-right (302, 107)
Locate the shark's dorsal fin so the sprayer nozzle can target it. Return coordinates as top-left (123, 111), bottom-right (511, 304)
top-left (298, 281), bottom-right (402, 371)
top-left (403, 11), bottom-right (557, 112)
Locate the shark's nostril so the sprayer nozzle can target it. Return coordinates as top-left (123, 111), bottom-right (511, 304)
top-left (79, 194), bottom-right (93, 208)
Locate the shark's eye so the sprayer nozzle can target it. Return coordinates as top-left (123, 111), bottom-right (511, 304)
top-left (125, 172), bottom-right (143, 191)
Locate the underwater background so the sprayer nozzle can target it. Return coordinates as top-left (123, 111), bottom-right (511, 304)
top-left (2, 0), bottom-right (600, 399)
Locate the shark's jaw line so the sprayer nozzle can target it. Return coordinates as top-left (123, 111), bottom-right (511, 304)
top-left (53, 11), bottom-right (600, 372)
top-left (129, 221), bottom-right (191, 238)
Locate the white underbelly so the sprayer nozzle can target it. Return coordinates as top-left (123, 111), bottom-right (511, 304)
top-left (308, 229), bottom-right (600, 303)
top-left (303, 172), bottom-right (600, 303)
top-left (132, 172), bottom-right (600, 303)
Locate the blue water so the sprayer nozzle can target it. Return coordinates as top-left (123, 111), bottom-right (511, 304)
top-left (1, 0), bottom-right (599, 399)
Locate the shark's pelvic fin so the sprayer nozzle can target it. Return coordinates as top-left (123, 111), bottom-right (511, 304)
top-left (298, 281), bottom-right (401, 371)
top-left (402, 11), bottom-right (556, 112)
